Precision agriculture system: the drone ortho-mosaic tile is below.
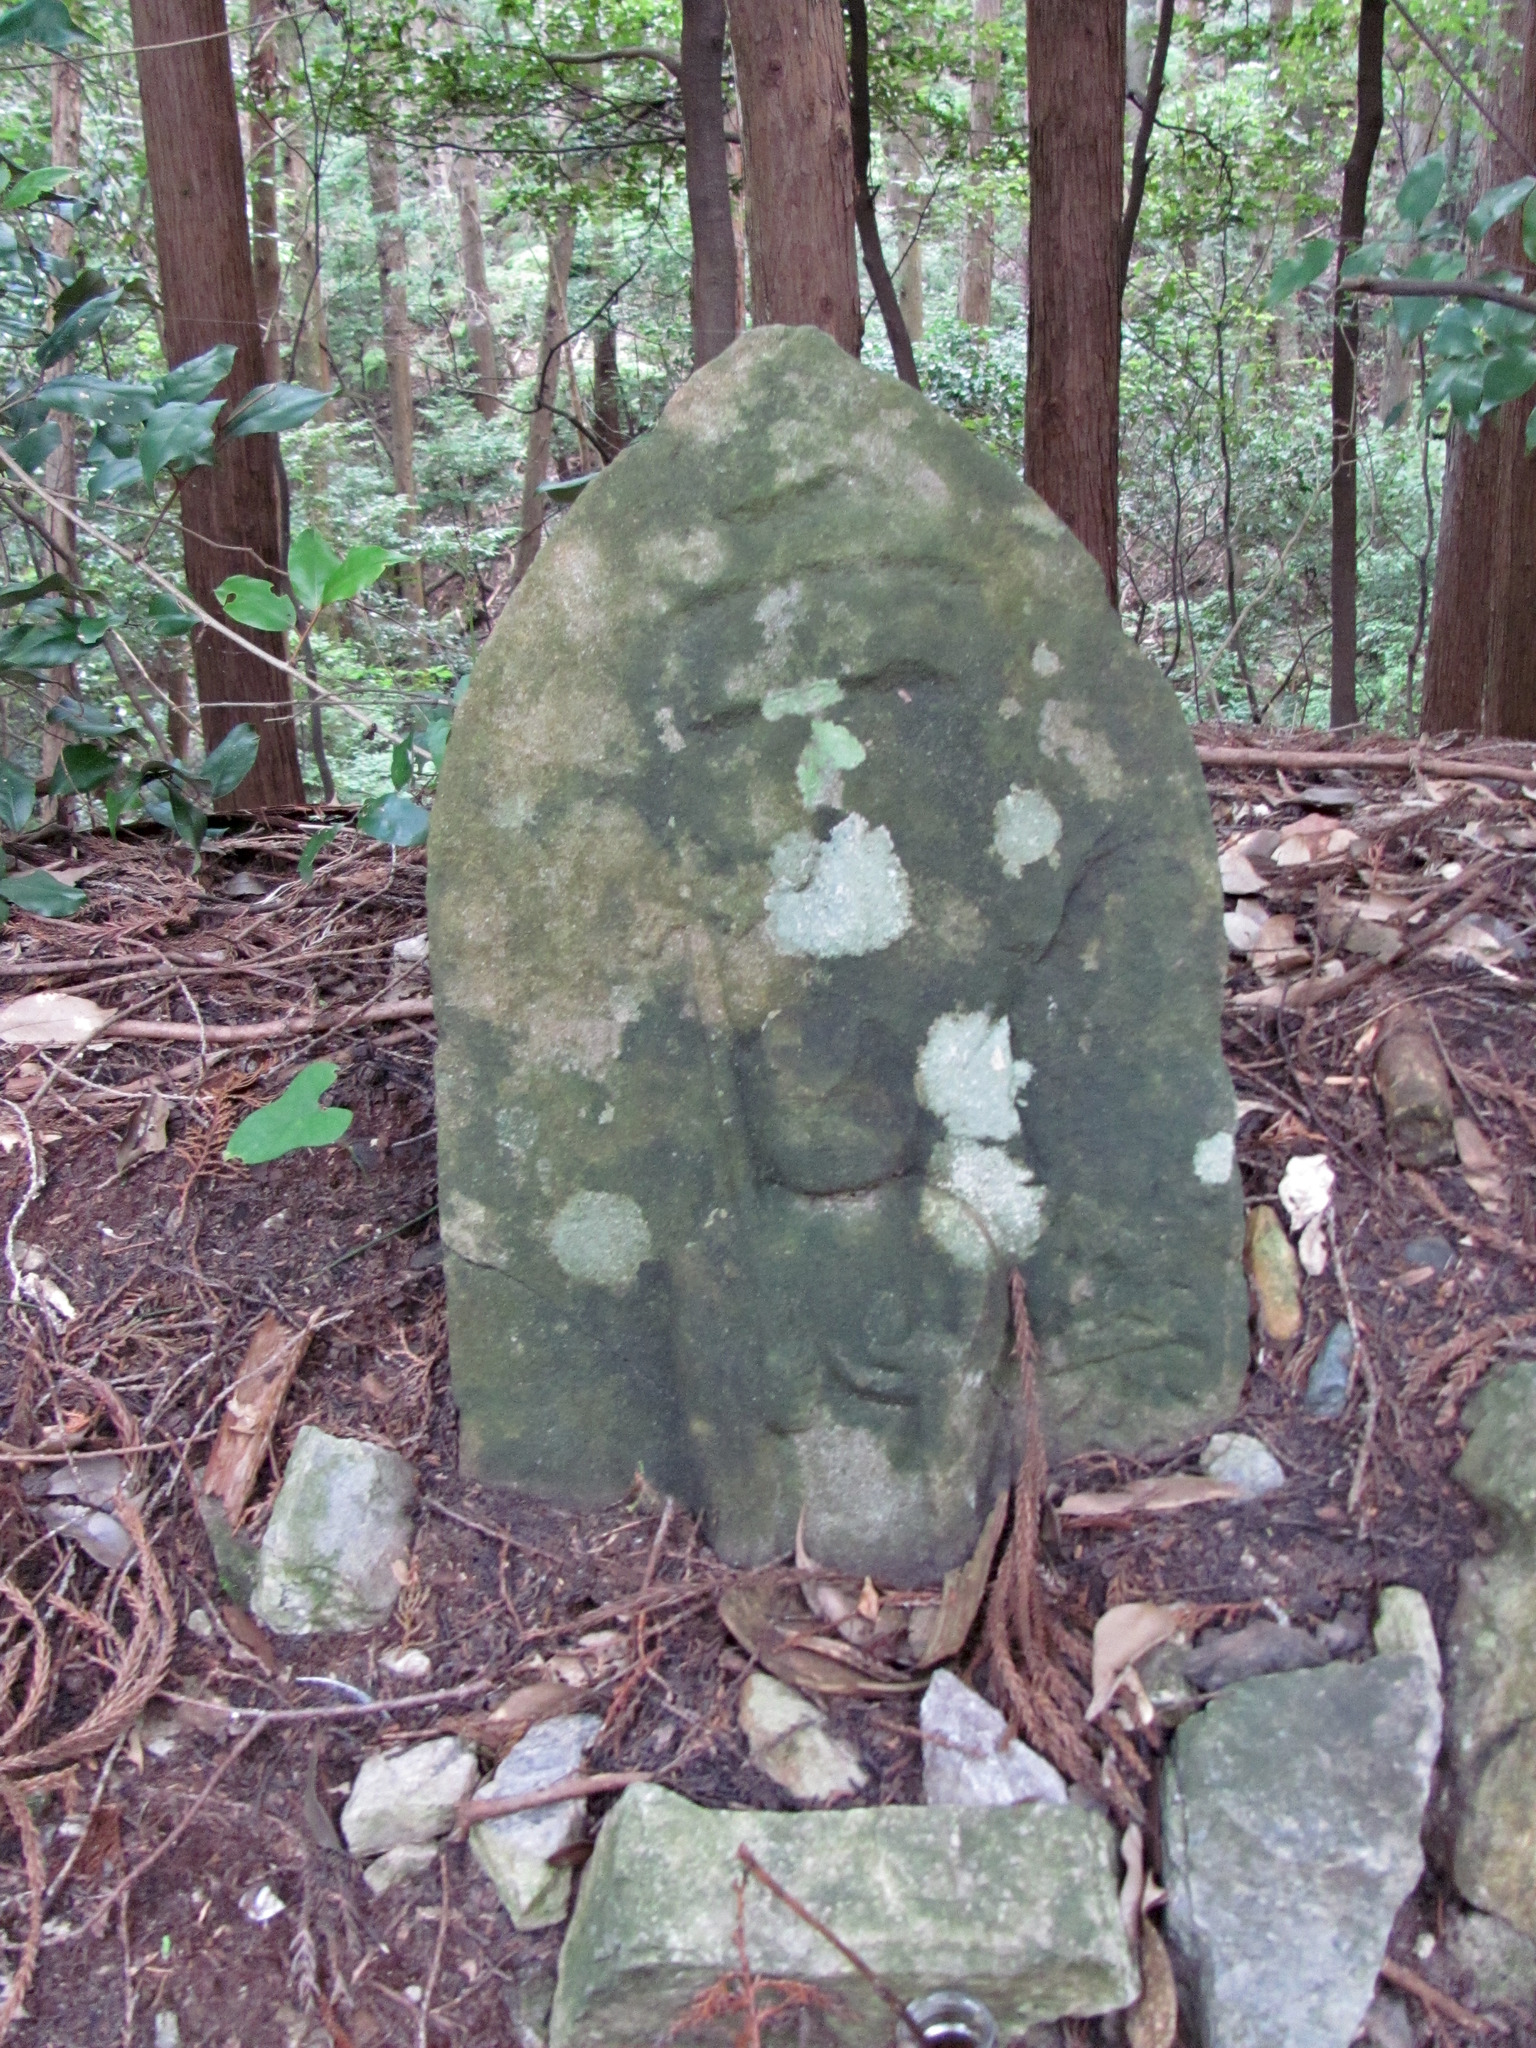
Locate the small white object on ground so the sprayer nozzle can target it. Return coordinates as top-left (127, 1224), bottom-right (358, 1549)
top-left (739, 1673), bottom-right (867, 1802)
top-left (1198, 1434), bottom-right (1285, 1502)
top-left (920, 1668), bottom-right (1067, 1808)
top-left (363, 1843), bottom-right (439, 1898)
top-left (380, 1645), bottom-right (433, 1682)
top-left (240, 1883), bottom-right (286, 1925)
top-left (341, 1736), bottom-right (479, 1857)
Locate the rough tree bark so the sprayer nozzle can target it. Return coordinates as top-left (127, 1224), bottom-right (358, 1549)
top-left (681, 0), bottom-right (739, 366)
top-left (958, 0), bottom-right (1001, 325)
top-left (1328, 0), bottom-right (1386, 730)
top-left (451, 152), bottom-right (500, 417)
top-left (284, 123), bottom-right (332, 407)
top-left (131, 0), bottom-right (301, 808)
top-left (512, 212), bottom-right (576, 589)
top-left (846, 0), bottom-right (918, 384)
top-left (248, 0), bottom-right (282, 384)
top-left (729, 0), bottom-right (860, 351)
top-left (41, 51), bottom-right (81, 797)
top-left (886, 127), bottom-right (925, 341)
top-left (366, 134), bottom-right (426, 610)
top-left (592, 322), bottom-right (626, 460)
top-left (1023, 0), bottom-right (1124, 606)
top-left (1423, 0), bottom-right (1536, 737)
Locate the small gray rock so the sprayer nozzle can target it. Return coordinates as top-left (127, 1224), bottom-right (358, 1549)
top-left (1444, 1906), bottom-right (1536, 2013)
top-left (1183, 1621), bottom-right (1331, 1694)
top-left (362, 1843), bottom-right (439, 1898)
top-left (1373, 1586), bottom-right (1441, 1686)
top-left (921, 1668), bottom-right (1067, 1808)
top-left (1303, 1322), bottom-right (1353, 1418)
top-left (1162, 1656), bottom-right (1441, 2048)
top-left (250, 1427), bottom-right (416, 1636)
top-left (739, 1673), bottom-right (866, 1802)
top-left (340, 1736), bottom-right (479, 1857)
top-left (470, 1713), bottom-right (600, 1931)
top-left (1453, 1356), bottom-right (1536, 1534)
top-left (1358, 1990), bottom-right (1414, 2048)
top-left (1198, 1433), bottom-right (1284, 1501)
top-left (1401, 1234), bottom-right (1454, 1274)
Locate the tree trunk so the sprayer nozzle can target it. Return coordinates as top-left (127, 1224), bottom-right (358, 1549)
top-left (40, 53), bottom-right (82, 804)
top-left (1328, 0), bottom-right (1386, 730)
top-left (885, 128), bottom-right (925, 342)
top-left (1023, 0), bottom-right (1124, 607)
top-left (1422, 0), bottom-right (1536, 737)
top-left (131, 0), bottom-right (301, 809)
top-left (367, 135), bottom-right (426, 610)
top-left (1120, 0), bottom-right (1175, 296)
top-left (682, 0), bottom-right (739, 367)
top-left (729, 0), bottom-right (860, 351)
top-left (512, 212), bottom-right (576, 589)
top-left (958, 0), bottom-right (1001, 325)
top-left (248, 0), bottom-right (282, 384)
top-left (284, 124), bottom-right (332, 410)
top-left (845, 0), bottom-right (918, 384)
top-left (592, 321), bottom-right (626, 460)
top-left (451, 152), bottom-right (500, 417)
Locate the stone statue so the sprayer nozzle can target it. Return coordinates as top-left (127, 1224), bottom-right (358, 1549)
top-left (428, 327), bottom-right (1246, 1581)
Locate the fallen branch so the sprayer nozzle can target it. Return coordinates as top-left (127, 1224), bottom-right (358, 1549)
top-left (453, 1769), bottom-right (649, 1837)
top-left (736, 1845), bottom-right (910, 2028)
top-left (1379, 1956), bottom-right (1507, 2036)
top-left (1195, 743), bottom-right (1535, 787)
top-left (95, 996), bottom-right (434, 1048)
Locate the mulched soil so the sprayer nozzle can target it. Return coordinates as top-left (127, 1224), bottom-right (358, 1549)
top-left (0, 726), bottom-right (1533, 2048)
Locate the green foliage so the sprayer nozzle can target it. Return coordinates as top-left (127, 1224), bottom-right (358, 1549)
top-left (0, 866), bottom-right (85, 915)
top-left (214, 576), bottom-right (297, 634)
top-left (224, 1060), bottom-right (354, 1165)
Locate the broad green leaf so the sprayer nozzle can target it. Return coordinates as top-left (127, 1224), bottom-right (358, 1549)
top-left (167, 784), bottom-right (206, 850)
top-left (1483, 300), bottom-right (1536, 344)
top-left (320, 545), bottom-right (402, 607)
top-left (420, 716), bottom-right (452, 772)
top-left (148, 590), bottom-right (196, 636)
top-left (0, 756), bottom-right (34, 830)
top-left (1339, 242), bottom-right (1391, 283)
top-left (214, 576), bottom-right (295, 634)
top-left (32, 372), bottom-right (154, 425)
top-left (137, 779), bottom-right (173, 829)
top-left (220, 382), bottom-right (330, 439)
top-left (1481, 346), bottom-right (1536, 405)
top-left (1425, 357), bottom-right (1486, 421)
top-left (102, 782), bottom-right (132, 836)
top-left (1397, 154), bottom-right (1446, 229)
top-left (139, 399), bottom-right (222, 482)
top-left (356, 791), bottom-right (429, 847)
top-left (49, 741), bottom-right (117, 795)
top-left (390, 739), bottom-right (412, 790)
top-left (4, 422), bottom-right (61, 474)
top-left (1525, 407), bottom-right (1536, 452)
top-left (297, 823), bottom-right (341, 879)
top-left (153, 345), bottom-right (236, 406)
top-left (224, 1059), bottom-right (353, 1165)
top-left (46, 697), bottom-right (126, 740)
top-left (0, 867), bottom-right (84, 916)
top-left (0, 573), bottom-right (78, 607)
top-left (1406, 250), bottom-right (1466, 282)
top-left (1392, 292), bottom-right (1444, 343)
top-left (1431, 304), bottom-right (1483, 359)
top-left (1265, 238), bottom-right (1333, 308)
top-left (0, 0), bottom-right (86, 49)
top-left (2, 166), bottom-right (72, 212)
top-left (287, 526), bottom-right (341, 614)
top-left (49, 264), bottom-right (109, 326)
top-left (0, 617), bottom-right (80, 669)
top-left (36, 288), bottom-right (119, 368)
top-left (1468, 176), bottom-right (1536, 245)
top-left (87, 453), bottom-right (143, 501)
top-left (199, 723), bottom-right (259, 798)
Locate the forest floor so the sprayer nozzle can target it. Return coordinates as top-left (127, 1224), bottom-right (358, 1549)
top-left (0, 726), bottom-right (1533, 2048)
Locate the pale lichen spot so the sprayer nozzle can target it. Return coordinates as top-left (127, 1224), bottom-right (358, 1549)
top-left (755, 583), bottom-right (803, 641)
top-left (762, 678), bottom-right (844, 722)
top-left (795, 719), bottom-right (866, 809)
top-left (1038, 700), bottom-right (1125, 802)
top-left (655, 707), bottom-right (686, 754)
top-left (764, 814), bottom-right (912, 959)
top-left (1031, 643), bottom-right (1063, 678)
top-left (440, 1190), bottom-right (506, 1270)
top-left (997, 696), bottom-right (1023, 721)
top-left (1080, 938), bottom-right (1101, 973)
top-left (1192, 1132), bottom-right (1236, 1185)
top-left (1013, 498), bottom-right (1067, 538)
top-left (915, 1011), bottom-right (1032, 1142)
top-left (992, 786), bottom-right (1062, 877)
top-left (547, 1191), bottom-right (653, 1289)
top-left (927, 1140), bottom-right (1046, 1263)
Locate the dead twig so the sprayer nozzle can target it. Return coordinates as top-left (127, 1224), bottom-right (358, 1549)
top-left (1379, 1956), bottom-right (1507, 2036)
top-left (0, 1775), bottom-right (45, 2043)
top-left (453, 1769), bottom-right (650, 1838)
top-left (736, 1845), bottom-right (909, 2028)
top-left (416, 1854), bottom-right (451, 2048)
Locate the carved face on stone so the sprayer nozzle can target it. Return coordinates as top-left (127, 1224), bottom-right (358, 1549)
top-left (428, 329), bottom-right (1247, 1581)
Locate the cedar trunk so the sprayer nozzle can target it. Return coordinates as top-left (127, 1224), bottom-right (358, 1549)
top-left (1328, 0), bottom-right (1386, 730)
top-left (452, 153), bottom-right (500, 417)
top-left (681, 0), bottom-right (739, 366)
top-left (367, 136), bottom-right (426, 609)
top-left (41, 53), bottom-right (81, 797)
top-left (959, 0), bottom-right (1001, 325)
top-left (1023, 0), bottom-right (1124, 606)
top-left (846, 0), bottom-right (918, 384)
top-left (248, 0), bottom-right (282, 384)
top-left (512, 213), bottom-right (576, 588)
top-left (131, 0), bottom-right (301, 808)
top-left (1422, 0), bottom-right (1536, 737)
top-left (729, 0), bottom-right (860, 351)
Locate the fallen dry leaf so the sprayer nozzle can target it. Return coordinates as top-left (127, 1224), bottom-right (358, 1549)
top-left (1454, 1117), bottom-right (1510, 1215)
top-left (1058, 1475), bottom-right (1240, 1524)
top-left (116, 1093), bottom-right (170, 1176)
top-left (718, 1576), bottom-right (923, 1696)
top-left (0, 991), bottom-right (114, 1047)
top-left (201, 1312), bottom-right (317, 1526)
top-left (1218, 849), bottom-right (1266, 896)
top-left (907, 1489), bottom-right (1009, 1668)
top-left (1087, 1602), bottom-right (1190, 1722)
top-left (1126, 1922), bottom-right (1180, 2048)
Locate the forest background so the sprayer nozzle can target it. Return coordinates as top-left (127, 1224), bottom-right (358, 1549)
top-left (2, 0), bottom-right (1535, 838)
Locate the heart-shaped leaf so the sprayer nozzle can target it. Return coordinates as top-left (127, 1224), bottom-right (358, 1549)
top-left (225, 1060), bottom-right (353, 1165)
top-left (320, 545), bottom-right (402, 607)
top-left (357, 791), bottom-right (428, 847)
top-left (1396, 154), bottom-right (1446, 229)
top-left (0, 756), bottom-right (35, 830)
top-left (287, 526), bottom-right (341, 614)
top-left (1265, 238), bottom-right (1332, 308)
top-left (213, 576), bottom-right (295, 635)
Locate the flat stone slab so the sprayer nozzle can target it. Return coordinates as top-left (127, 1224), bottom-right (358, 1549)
top-left (250, 1427), bottom-right (416, 1636)
top-left (1162, 1656), bottom-right (1440, 2048)
top-left (429, 323), bottom-right (1245, 1581)
top-left (548, 1783), bottom-right (1137, 2047)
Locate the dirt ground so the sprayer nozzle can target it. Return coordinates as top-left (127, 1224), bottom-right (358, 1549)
top-left (1, 728), bottom-right (1533, 2048)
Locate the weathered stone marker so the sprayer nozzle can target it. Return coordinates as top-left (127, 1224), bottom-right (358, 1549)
top-left (429, 326), bottom-right (1245, 1579)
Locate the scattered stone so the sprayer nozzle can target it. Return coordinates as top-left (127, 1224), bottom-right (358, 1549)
top-left (431, 324), bottom-right (1247, 1581)
top-left (154, 2013), bottom-right (181, 2048)
top-left (1197, 1433), bottom-right (1284, 1501)
top-left (1162, 1657), bottom-right (1440, 2048)
top-left (470, 1713), bottom-right (601, 1931)
top-left (380, 1645), bottom-right (433, 1682)
top-left (1447, 1357), bottom-right (1536, 1941)
top-left (184, 1607), bottom-right (214, 1640)
top-left (1373, 1586), bottom-right (1440, 1684)
top-left (1444, 1906), bottom-right (1536, 2014)
top-left (1245, 1206), bottom-right (1301, 1344)
top-left (920, 1668), bottom-right (1067, 1808)
top-left (549, 1784), bottom-right (1137, 2047)
top-left (1303, 1321), bottom-right (1353, 1418)
top-left (1401, 1233), bottom-right (1454, 1274)
top-left (340, 1736), bottom-right (479, 1857)
top-left (1182, 1620), bottom-right (1332, 1694)
top-left (739, 1673), bottom-right (867, 1802)
top-left (250, 1427), bottom-right (416, 1636)
top-left (362, 1843), bottom-right (439, 1899)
